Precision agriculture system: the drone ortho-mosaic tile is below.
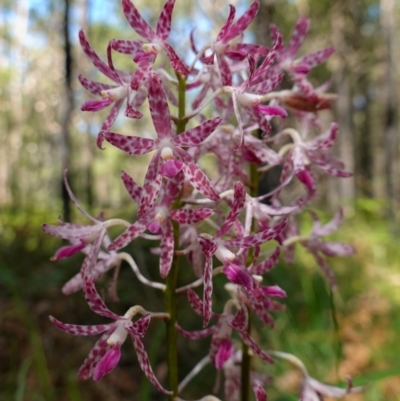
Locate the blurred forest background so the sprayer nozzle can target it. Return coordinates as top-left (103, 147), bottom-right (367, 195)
top-left (1, 0), bottom-right (400, 400)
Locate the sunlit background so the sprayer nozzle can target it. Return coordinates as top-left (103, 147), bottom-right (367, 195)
top-left (1, 0), bottom-right (400, 400)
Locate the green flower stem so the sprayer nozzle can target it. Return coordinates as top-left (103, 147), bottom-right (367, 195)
top-left (165, 73), bottom-right (187, 400)
top-left (241, 136), bottom-right (260, 401)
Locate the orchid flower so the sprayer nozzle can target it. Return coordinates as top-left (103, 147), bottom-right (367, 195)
top-left (122, 0), bottom-right (189, 75)
top-left (99, 71), bottom-right (222, 216)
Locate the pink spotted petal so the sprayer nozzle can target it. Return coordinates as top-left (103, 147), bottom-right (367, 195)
top-left (301, 47), bottom-right (335, 69)
top-left (108, 219), bottom-right (147, 251)
top-left (160, 159), bottom-right (183, 178)
top-left (286, 17), bottom-right (310, 60)
top-left (202, 256), bottom-right (213, 327)
top-left (163, 41), bottom-right (190, 76)
top-left (101, 132), bottom-right (158, 155)
top-left (215, 338), bottom-right (234, 369)
top-left (224, 219), bottom-right (287, 248)
top-left (49, 316), bottom-right (114, 336)
top-left (312, 251), bottom-right (337, 289)
top-left (148, 72), bottom-right (172, 140)
top-left (223, 1), bottom-right (259, 42)
top-left (156, 0), bottom-right (175, 41)
top-left (124, 314), bottom-right (151, 337)
top-left (79, 30), bottom-right (119, 82)
top-left (78, 330), bottom-right (114, 380)
top-left (187, 288), bottom-right (204, 316)
top-left (109, 38), bottom-right (143, 55)
top-left (237, 331), bottom-right (274, 364)
top-left (253, 385), bottom-right (267, 401)
top-left (51, 240), bottom-right (86, 261)
top-left (160, 218), bottom-right (174, 278)
top-left (83, 275), bottom-right (120, 320)
top-left (182, 162), bottom-right (220, 201)
top-left (170, 208), bottom-right (214, 224)
top-left (130, 56), bottom-right (154, 90)
top-left (230, 308), bottom-right (248, 332)
top-left (99, 99), bottom-right (124, 137)
top-left (217, 181), bottom-right (246, 238)
top-left (147, 221), bottom-right (161, 234)
top-left (79, 75), bottom-right (114, 96)
top-left (310, 208), bottom-right (343, 238)
top-left (132, 335), bottom-right (172, 395)
top-left (81, 98), bottom-right (113, 112)
top-left (250, 247), bottom-right (280, 275)
top-left (93, 344), bottom-right (121, 381)
top-left (42, 222), bottom-right (100, 241)
top-left (160, 170), bottom-right (184, 207)
top-left (307, 123), bottom-right (339, 151)
top-left (121, 171), bottom-right (142, 203)
top-left (175, 324), bottom-right (214, 339)
top-left (223, 264), bottom-right (254, 291)
top-left (217, 53), bottom-right (232, 86)
top-left (124, 103), bottom-right (143, 119)
top-left (254, 105), bottom-right (288, 118)
top-left (172, 117), bottom-right (222, 147)
top-left (198, 236), bottom-right (219, 258)
top-left (138, 152), bottom-right (162, 217)
top-left (80, 229), bottom-right (107, 277)
top-left (122, 0), bottom-right (157, 41)
top-left (216, 4), bottom-right (236, 42)
top-left (262, 285), bottom-right (286, 298)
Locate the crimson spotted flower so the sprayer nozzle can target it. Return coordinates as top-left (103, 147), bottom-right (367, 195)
top-left (176, 292), bottom-right (274, 369)
top-left (122, 0), bottom-right (189, 76)
top-left (99, 71), bottom-right (222, 217)
top-left (51, 268), bottom-right (171, 394)
top-left (198, 181), bottom-right (287, 326)
top-left (78, 30), bottom-right (147, 139)
top-left (107, 170), bottom-right (214, 278)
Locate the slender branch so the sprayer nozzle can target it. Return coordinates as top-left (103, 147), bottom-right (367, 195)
top-left (178, 355), bottom-right (210, 393)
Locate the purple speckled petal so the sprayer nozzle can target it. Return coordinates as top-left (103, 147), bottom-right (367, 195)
top-left (108, 219), bottom-right (147, 251)
top-left (49, 316), bottom-right (114, 336)
top-left (138, 152), bottom-right (162, 217)
top-left (79, 75), bottom-right (114, 96)
top-left (170, 208), bottom-right (214, 224)
top-left (130, 57), bottom-right (154, 90)
top-left (173, 117), bottom-right (222, 147)
top-left (175, 324), bottom-right (214, 339)
top-left (301, 47), bottom-right (335, 69)
top-left (78, 329), bottom-right (114, 380)
top-left (217, 181), bottom-right (246, 238)
top-left (202, 255), bottom-right (213, 327)
top-left (310, 208), bottom-right (343, 238)
top-left (215, 338), bottom-right (234, 369)
top-left (217, 4), bottom-right (236, 42)
top-left (286, 17), bottom-right (310, 60)
top-left (217, 53), bottom-right (232, 86)
top-left (250, 247), bottom-right (280, 275)
top-left (42, 223), bottom-right (100, 241)
top-left (121, 171), bottom-right (142, 203)
top-left (187, 288), bottom-right (204, 316)
top-left (223, 1), bottom-right (259, 42)
top-left (122, 0), bottom-right (157, 41)
top-left (223, 264), bottom-right (253, 291)
top-left (307, 123), bottom-right (339, 150)
top-left (132, 335), bottom-right (172, 395)
top-left (311, 251), bottom-right (337, 289)
top-left (101, 131), bottom-right (158, 155)
top-left (255, 105), bottom-right (287, 118)
top-left (109, 38), bottom-right (143, 55)
top-left (99, 99), bottom-right (124, 136)
top-left (156, 0), bottom-right (175, 41)
top-left (148, 72), bottom-right (172, 140)
top-left (79, 30), bottom-right (119, 83)
top-left (83, 275), bottom-right (120, 320)
top-left (225, 219), bottom-right (287, 248)
top-left (160, 218), bottom-right (174, 278)
top-left (162, 41), bottom-right (190, 76)
top-left (237, 331), bottom-right (274, 364)
top-left (124, 314), bottom-right (151, 337)
top-left (198, 236), bottom-right (219, 258)
top-left (82, 99), bottom-right (113, 112)
top-left (253, 385), bottom-right (267, 401)
top-left (51, 240), bottom-right (86, 261)
top-left (182, 162), bottom-right (220, 201)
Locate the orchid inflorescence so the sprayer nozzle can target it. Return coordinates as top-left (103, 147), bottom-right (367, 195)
top-left (43, 1), bottom-right (365, 400)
